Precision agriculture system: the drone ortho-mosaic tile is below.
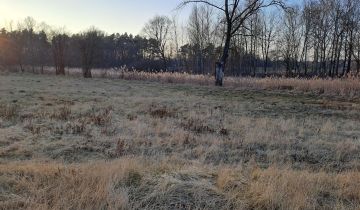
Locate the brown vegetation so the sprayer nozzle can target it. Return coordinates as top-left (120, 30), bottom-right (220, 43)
top-left (1, 73), bottom-right (360, 209)
top-left (0, 103), bottom-right (18, 120)
top-left (22, 67), bottom-right (360, 97)
top-left (1, 160), bottom-right (360, 209)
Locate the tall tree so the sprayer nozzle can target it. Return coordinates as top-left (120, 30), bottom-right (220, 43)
top-left (143, 16), bottom-right (172, 71)
top-left (52, 32), bottom-right (68, 75)
top-left (187, 5), bottom-right (216, 74)
top-left (259, 11), bottom-right (278, 74)
top-left (78, 27), bottom-right (104, 78)
top-left (36, 30), bottom-right (50, 74)
top-left (180, 0), bottom-right (285, 85)
top-left (279, 7), bottom-right (302, 76)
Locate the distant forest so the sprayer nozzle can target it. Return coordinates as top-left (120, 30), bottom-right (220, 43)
top-left (0, 0), bottom-right (360, 77)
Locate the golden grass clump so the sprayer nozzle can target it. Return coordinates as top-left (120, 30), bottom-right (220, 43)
top-left (0, 158), bottom-right (143, 210)
top-left (50, 106), bottom-right (72, 121)
top-left (0, 103), bottom-right (19, 120)
top-left (245, 167), bottom-right (360, 209)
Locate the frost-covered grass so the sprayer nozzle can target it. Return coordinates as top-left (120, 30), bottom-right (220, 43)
top-left (1, 73), bottom-right (360, 209)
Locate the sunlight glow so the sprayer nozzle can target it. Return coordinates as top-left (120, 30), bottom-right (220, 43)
top-left (0, 0), bottom-right (190, 34)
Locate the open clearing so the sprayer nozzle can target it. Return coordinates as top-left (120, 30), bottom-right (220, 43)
top-left (1, 73), bottom-right (360, 209)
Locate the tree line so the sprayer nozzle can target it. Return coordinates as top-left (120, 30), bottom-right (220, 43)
top-left (0, 18), bottom-right (166, 78)
top-left (0, 0), bottom-right (360, 79)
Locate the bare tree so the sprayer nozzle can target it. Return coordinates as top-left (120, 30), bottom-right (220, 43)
top-left (171, 16), bottom-right (180, 71)
top-left (259, 11), bottom-right (278, 74)
top-left (36, 30), bottom-right (50, 74)
top-left (180, 0), bottom-right (285, 85)
top-left (78, 27), bottom-right (104, 78)
top-left (353, 2), bottom-right (360, 74)
top-left (23, 17), bottom-right (37, 72)
top-left (187, 5), bottom-right (216, 74)
top-left (246, 12), bottom-right (262, 76)
top-left (143, 15), bottom-right (172, 71)
top-left (300, 1), bottom-right (314, 76)
top-left (342, 0), bottom-right (360, 76)
top-left (0, 28), bottom-right (17, 68)
top-left (52, 31), bottom-right (68, 75)
top-left (278, 7), bottom-right (302, 76)
top-left (353, 28), bottom-right (360, 73)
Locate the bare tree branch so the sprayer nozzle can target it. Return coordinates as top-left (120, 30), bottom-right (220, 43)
top-left (178, 0), bottom-right (225, 12)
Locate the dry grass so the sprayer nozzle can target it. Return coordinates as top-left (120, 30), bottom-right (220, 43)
top-left (1, 73), bottom-right (360, 209)
top-left (113, 69), bottom-right (360, 97)
top-left (21, 66), bottom-right (360, 97)
top-left (0, 103), bottom-right (18, 120)
top-left (50, 106), bottom-right (72, 120)
top-left (0, 159), bottom-right (139, 210)
top-left (1, 159), bottom-right (360, 210)
top-left (226, 76), bottom-right (360, 97)
top-left (91, 69), bottom-right (360, 97)
top-left (245, 167), bottom-right (360, 209)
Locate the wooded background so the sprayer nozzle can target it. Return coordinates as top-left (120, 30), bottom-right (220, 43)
top-left (0, 0), bottom-right (359, 77)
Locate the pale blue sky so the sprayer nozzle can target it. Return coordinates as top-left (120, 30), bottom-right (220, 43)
top-left (0, 0), bottom-right (190, 34)
top-left (0, 0), bottom-right (297, 35)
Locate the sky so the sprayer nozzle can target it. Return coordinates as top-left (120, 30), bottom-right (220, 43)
top-left (0, 0), bottom-right (191, 35)
top-left (0, 0), bottom-right (297, 35)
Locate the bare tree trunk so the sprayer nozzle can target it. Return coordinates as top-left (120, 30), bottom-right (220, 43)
top-left (83, 68), bottom-right (92, 78)
top-left (264, 52), bottom-right (269, 74)
top-left (59, 63), bottom-right (65, 75)
top-left (346, 30), bottom-right (354, 75)
top-left (357, 41), bottom-right (360, 74)
top-left (19, 63), bottom-right (24, 73)
top-left (216, 23), bottom-right (231, 86)
top-left (161, 52), bottom-right (167, 71)
top-left (335, 34), bottom-right (344, 77)
top-left (342, 41), bottom-right (348, 76)
top-left (303, 45), bottom-right (308, 76)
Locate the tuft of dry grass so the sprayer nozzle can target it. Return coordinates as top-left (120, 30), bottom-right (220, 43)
top-left (90, 106), bottom-right (113, 126)
top-left (245, 167), bottom-right (360, 209)
top-left (0, 103), bottom-right (19, 120)
top-left (65, 119), bottom-right (87, 134)
top-left (50, 106), bottom-right (72, 121)
top-left (182, 117), bottom-right (216, 134)
top-left (149, 105), bottom-right (176, 119)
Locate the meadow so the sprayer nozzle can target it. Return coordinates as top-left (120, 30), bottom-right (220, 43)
top-left (1, 71), bottom-right (360, 209)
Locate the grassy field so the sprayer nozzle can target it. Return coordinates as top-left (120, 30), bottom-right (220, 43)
top-left (1, 73), bottom-right (360, 209)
